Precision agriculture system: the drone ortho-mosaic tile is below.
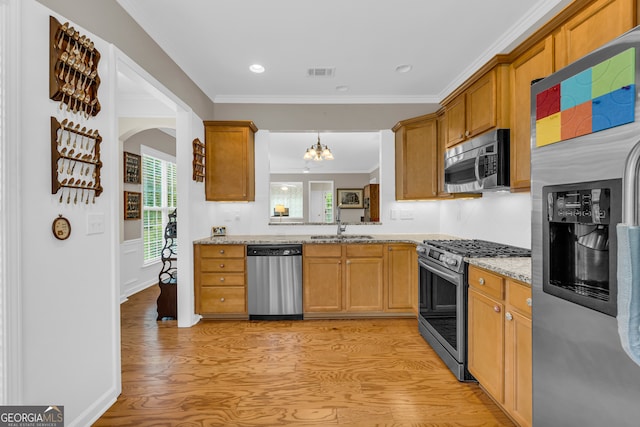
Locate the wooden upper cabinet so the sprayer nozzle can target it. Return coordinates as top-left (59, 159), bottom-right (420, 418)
top-left (443, 66), bottom-right (509, 148)
top-left (555, 0), bottom-right (635, 69)
top-left (509, 36), bottom-right (554, 191)
top-left (393, 114), bottom-right (438, 200)
top-left (204, 121), bottom-right (257, 202)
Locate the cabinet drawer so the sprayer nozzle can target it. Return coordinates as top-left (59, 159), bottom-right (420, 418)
top-left (304, 244), bottom-right (342, 257)
top-left (200, 244), bottom-right (245, 258)
top-left (200, 258), bottom-right (245, 272)
top-left (345, 244), bottom-right (384, 258)
top-left (468, 266), bottom-right (504, 300)
top-left (200, 287), bottom-right (246, 313)
top-left (200, 272), bottom-right (245, 287)
top-left (507, 280), bottom-right (532, 316)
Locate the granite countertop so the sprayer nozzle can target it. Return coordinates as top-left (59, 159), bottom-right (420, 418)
top-left (466, 257), bottom-right (531, 285)
top-left (193, 233), bottom-right (458, 245)
top-left (193, 233), bottom-right (532, 285)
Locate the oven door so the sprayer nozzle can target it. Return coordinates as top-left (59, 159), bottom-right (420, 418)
top-left (418, 256), bottom-right (465, 365)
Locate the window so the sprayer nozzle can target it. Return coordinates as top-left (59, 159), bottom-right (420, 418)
top-left (270, 182), bottom-right (303, 218)
top-left (142, 146), bottom-right (176, 263)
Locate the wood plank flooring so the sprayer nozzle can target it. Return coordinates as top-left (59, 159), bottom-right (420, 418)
top-left (94, 286), bottom-right (514, 426)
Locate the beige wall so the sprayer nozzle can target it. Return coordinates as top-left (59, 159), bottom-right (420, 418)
top-left (213, 103), bottom-right (440, 131)
top-left (123, 128), bottom-right (176, 241)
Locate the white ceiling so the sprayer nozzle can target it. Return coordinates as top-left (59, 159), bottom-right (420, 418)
top-left (115, 0), bottom-right (572, 171)
top-left (116, 0), bottom-right (572, 104)
top-left (269, 131), bottom-right (380, 174)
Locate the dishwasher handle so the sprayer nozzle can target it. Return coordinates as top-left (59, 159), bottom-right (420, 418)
top-left (247, 244), bottom-right (303, 256)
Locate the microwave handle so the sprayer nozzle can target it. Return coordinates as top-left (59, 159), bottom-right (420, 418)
top-left (474, 155), bottom-right (481, 184)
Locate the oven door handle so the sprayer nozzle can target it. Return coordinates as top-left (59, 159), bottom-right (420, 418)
top-left (418, 258), bottom-right (462, 286)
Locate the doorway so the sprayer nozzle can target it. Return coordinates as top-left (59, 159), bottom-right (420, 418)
top-left (309, 181), bottom-right (334, 223)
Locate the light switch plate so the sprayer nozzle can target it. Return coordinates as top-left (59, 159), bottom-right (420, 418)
top-left (87, 213), bottom-right (105, 235)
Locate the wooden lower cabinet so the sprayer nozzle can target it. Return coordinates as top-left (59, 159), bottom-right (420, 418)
top-left (304, 243), bottom-right (415, 317)
top-left (387, 243), bottom-right (417, 312)
top-left (194, 244), bottom-right (247, 318)
top-left (468, 265), bottom-right (532, 427)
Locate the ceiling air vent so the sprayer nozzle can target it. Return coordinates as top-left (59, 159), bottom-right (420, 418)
top-left (307, 67), bottom-right (335, 78)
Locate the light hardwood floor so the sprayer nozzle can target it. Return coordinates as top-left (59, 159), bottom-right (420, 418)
top-left (95, 286), bottom-right (514, 426)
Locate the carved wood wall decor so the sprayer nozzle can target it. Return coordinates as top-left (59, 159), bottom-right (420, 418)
top-left (49, 16), bottom-right (101, 117)
top-left (192, 138), bottom-right (205, 182)
top-left (51, 117), bottom-right (103, 204)
top-left (124, 152), bottom-right (141, 184)
top-left (124, 191), bottom-right (141, 220)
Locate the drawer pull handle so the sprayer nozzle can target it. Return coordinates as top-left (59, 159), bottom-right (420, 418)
top-left (219, 249), bottom-right (225, 254)
top-left (220, 277), bottom-right (225, 282)
top-left (346, 260), bottom-right (351, 265)
top-left (494, 305), bottom-right (501, 313)
top-left (478, 278), bottom-right (485, 285)
top-left (526, 297), bottom-right (532, 307)
top-left (220, 264), bottom-right (225, 268)
top-left (220, 297), bottom-right (225, 302)
top-left (505, 312), bottom-right (513, 321)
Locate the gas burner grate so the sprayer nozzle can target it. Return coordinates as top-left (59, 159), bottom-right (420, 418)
top-left (423, 239), bottom-right (531, 258)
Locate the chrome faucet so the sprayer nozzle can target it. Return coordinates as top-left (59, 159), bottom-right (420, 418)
top-left (336, 203), bottom-right (347, 236)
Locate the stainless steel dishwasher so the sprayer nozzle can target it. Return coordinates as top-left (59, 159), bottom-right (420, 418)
top-left (247, 244), bottom-right (303, 320)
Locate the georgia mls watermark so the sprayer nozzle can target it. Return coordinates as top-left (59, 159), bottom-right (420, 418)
top-left (0, 406), bottom-right (64, 427)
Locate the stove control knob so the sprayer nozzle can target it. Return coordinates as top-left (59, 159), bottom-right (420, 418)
top-left (446, 258), bottom-right (458, 267)
top-left (439, 254), bottom-right (445, 262)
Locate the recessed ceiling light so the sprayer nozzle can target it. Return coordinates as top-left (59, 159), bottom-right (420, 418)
top-left (336, 85), bottom-right (349, 92)
top-left (249, 64), bottom-right (265, 73)
top-left (395, 64), bottom-right (413, 73)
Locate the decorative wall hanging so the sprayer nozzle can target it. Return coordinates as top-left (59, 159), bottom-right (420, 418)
top-left (49, 16), bottom-right (101, 117)
top-left (337, 188), bottom-right (364, 209)
top-left (124, 151), bottom-right (141, 184)
top-left (192, 138), bottom-right (205, 182)
top-left (124, 191), bottom-right (141, 220)
top-left (51, 117), bottom-right (103, 204)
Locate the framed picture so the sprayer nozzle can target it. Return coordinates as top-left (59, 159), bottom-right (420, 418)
top-left (211, 226), bottom-right (227, 236)
top-left (124, 152), bottom-right (141, 184)
top-left (337, 188), bottom-right (364, 209)
top-left (124, 191), bottom-right (141, 220)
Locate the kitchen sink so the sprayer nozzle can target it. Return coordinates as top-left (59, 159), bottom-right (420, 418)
top-left (310, 235), bottom-right (374, 240)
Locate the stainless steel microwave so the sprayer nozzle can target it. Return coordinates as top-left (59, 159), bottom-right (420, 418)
top-left (444, 129), bottom-right (510, 193)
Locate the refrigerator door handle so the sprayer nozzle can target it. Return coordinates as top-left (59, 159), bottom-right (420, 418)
top-left (622, 140), bottom-right (640, 225)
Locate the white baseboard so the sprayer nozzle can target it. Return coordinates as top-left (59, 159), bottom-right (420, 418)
top-left (68, 385), bottom-right (118, 427)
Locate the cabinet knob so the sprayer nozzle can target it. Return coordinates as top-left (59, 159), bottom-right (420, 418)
top-left (505, 312), bottom-right (513, 321)
top-left (219, 249), bottom-right (225, 254)
top-left (346, 260), bottom-right (351, 265)
top-left (526, 297), bottom-right (532, 307)
top-left (465, 130), bottom-right (470, 137)
top-left (220, 297), bottom-right (225, 302)
top-left (220, 277), bottom-right (225, 282)
top-left (478, 278), bottom-right (485, 285)
top-left (494, 305), bottom-right (501, 313)
top-left (219, 264), bottom-right (225, 268)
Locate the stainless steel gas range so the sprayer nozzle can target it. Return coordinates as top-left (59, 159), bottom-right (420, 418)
top-left (416, 239), bottom-right (531, 381)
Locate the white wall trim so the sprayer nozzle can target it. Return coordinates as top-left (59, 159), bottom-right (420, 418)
top-left (69, 385), bottom-right (118, 427)
top-left (2, 0), bottom-right (22, 404)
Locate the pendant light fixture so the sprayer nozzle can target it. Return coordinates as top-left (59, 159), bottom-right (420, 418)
top-left (303, 133), bottom-right (334, 161)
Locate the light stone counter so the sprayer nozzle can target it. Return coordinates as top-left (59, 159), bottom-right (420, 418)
top-left (193, 233), bottom-right (458, 245)
top-left (466, 257), bottom-right (531, 285)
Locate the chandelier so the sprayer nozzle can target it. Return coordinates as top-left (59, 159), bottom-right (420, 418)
top-left (303, 133), bottom-right (334, 161)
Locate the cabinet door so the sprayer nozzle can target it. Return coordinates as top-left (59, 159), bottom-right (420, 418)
top-left (468, 288), bottom-right (505, 403)
top-left (387, 244), bottom-right (416, 311)
top-left (395, 120), bottom-right (438, 200)
top-left (555, 0), bottom-right (635, 69)
top-left (505, 308), bottom-right (532, 427)
top-left (510, 36), bottom-right (554, 191)
top-left (205, 125), bottom-right (254, 201)
top-left (445, 95), bottom-right (466, 147)
top-left (303, 257), bottom-right (342, 312)
top-left (345, 257), bottom-right (384, 312)
top-left (466, 70), bottom-right (496, 138)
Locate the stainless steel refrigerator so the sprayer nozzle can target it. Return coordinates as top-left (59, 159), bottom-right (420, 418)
top-left (531, 26), bottom-right (640, 426)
